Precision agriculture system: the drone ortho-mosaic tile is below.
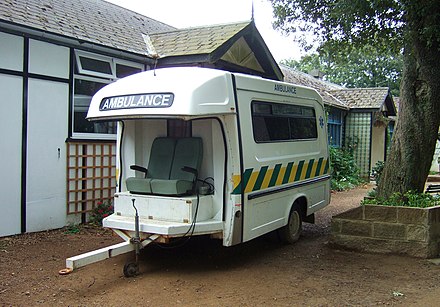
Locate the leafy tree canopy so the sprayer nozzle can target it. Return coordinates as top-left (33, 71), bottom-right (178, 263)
top-left (282, 45), bottom-right (402, 96)
top-left (269, 0), bottom-right (439, 53)
top-left (270, 0), bottom-right (440, 198)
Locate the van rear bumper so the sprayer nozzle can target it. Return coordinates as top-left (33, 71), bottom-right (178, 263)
top-left (103, 214), bottom-right (224, 237)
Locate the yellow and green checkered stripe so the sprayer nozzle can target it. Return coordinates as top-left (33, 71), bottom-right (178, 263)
top-left (232, 158), bottom-right (329, 195)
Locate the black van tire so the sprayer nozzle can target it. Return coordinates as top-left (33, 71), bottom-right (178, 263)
top-left (278, 203), bottom-right (302, 244)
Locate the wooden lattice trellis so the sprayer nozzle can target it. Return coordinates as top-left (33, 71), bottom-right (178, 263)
top-left (67, 141), bottom-right (116, 214)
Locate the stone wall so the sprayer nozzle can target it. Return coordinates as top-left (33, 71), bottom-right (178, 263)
top-left (330, 205), bottom-right (440, 258)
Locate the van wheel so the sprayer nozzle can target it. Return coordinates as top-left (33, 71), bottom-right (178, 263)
top-left (123, 262), bottom-right (139, 277)
top-left (278, 204), bottom-right (302, 244)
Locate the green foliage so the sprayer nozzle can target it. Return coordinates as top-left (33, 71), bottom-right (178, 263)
top-left (329, 146), bottom-right (363, 191)
top-left (269, 0), bottom-right (406, 53)
top-left (271, 0), bottom-right (440, 199)
top-left (362, 191), bottom-right (438, 208)
top-left (371, 161), bottom-right (385, 185)
top-left (367, 188), bottom-right (377, 198)
top-left (270, 0), bottom-right (439, 95)
top-left (89, 200), bottom-right (114, 226)
top-left (64, 224), bottom-right (81, 235)
top-left (281, 46), bottom-right (402, 96)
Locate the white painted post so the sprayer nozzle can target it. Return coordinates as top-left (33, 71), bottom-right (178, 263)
top-left (66, 241), bottom-right (134, 270)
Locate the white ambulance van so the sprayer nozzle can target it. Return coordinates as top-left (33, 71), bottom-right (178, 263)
top-left (65, 67), bottom-right (330, 276)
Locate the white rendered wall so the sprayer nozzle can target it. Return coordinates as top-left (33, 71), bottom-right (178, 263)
top-left (29, 39), bottom-right (69, 79)
top-left (26, 78), bottom-right (69, 232)
top-left (371, 124), bottom-right (386, 172)
top-left (25, 40), bottom-right (70, 232)
top-left (0, 74), bottom-right (23, 236)
top-left (0, 32), bottom-right (23, 236)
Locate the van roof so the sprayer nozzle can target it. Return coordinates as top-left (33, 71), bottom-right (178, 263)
top-left (87, 67), bottom-right (322, 121)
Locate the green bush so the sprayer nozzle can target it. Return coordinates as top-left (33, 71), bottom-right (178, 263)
top-left (64, 224), bottom-right (81, 234)
top-left (362, 190), bottom-right (438, 208)
top-left (329, 146), bottom-right (363, 191)
top-left (371, 161), bottom-right (385, 184)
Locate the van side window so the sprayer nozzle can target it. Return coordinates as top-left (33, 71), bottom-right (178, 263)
top-left (252, 101), bottom-right (317, 143)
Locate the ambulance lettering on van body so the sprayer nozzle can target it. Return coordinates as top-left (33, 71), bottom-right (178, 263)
top-left (274, 84), bottom-right (297, 94)
top-left (99, 93), bottom-right (174, 111)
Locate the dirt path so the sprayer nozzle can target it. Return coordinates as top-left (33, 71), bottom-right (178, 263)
top-left (1, 185), bottom-right (440, 306)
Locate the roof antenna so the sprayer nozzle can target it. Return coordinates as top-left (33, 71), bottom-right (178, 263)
top-left (251, 0), bottom-right (254, 21)
top-left (153, 55), bottom-right (159, 77)
top-left (142, 33), bottom-right (160, 76)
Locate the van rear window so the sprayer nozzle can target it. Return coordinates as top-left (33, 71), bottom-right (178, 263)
top-left (252, 101), bottom-right (317, 142)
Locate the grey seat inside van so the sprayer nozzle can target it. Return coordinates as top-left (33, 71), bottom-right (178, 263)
top-left (126, 137), bottom-right (202, 196)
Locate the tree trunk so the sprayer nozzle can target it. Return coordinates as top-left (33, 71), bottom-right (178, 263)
top-left (377, 10), bottom-right (440, 198)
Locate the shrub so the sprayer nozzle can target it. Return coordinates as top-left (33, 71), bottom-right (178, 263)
top-left (362, 190), bottom-right (439, 208)
top-left (64, 224), bottom-right (81, 234)
top-left (371, 161), bottom-right (385, 184)
top-left (329, 146), bottom-right (363, 191)
top-left (89, 200), bottom-right (114, 225)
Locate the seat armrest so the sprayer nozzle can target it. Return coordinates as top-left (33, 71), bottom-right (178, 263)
top-left (181, 166), bottom-right (198, 178)
top-left (181, 166), bottom-right (198, 195)
top-left (130, 165), bottom-right (148, 178)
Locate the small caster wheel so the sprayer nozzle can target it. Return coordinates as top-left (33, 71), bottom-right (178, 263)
top-left (123, 262), bottom-right (139, 277)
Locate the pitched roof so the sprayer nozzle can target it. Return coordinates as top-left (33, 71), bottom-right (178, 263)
top-left (151, 21), bottom-right (283, 81)
top-left (281, 65), bottom-right (397, 115)
top-left (148, 21), bottom-right (250, 58)
top-left (0, 2), bottom-right (282, 80)
top-left (330, 88), bottom-right (389, 109)
top-left (280, 65), bottom-right (349, 110)
top-left (0, 0), bottom-right (175, 55)
top-left (331, 88), bottom-right (396, 116)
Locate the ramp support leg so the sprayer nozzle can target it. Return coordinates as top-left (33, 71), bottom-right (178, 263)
top-left (66, 241), bottom-right (135, 271)
top-left (63, 234), bottom-right (160, 274)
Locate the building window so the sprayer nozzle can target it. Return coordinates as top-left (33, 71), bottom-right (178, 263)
top-left (251, 101), bottom-right (317, 143)
top-left (72, 50), bottom-right (144, 139)
top-left (73, 76), bottom-right (115, 135)
top-left (75, 51), bottom-right (115, 79)
top-left (327, 109), bottom-right (343, 147)
top-left (115, 61), bottom-right (142, 78)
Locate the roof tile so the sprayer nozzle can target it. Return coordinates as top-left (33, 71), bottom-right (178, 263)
top-left (330, 88), bottom-right (390, 109)
top-left (281, 65), bottom-right (393, 111)
top-left (0, 0), bottom-right (175, 55)
top-left (281, 65), bottom-right (348, 109)
top-left (148, 21), bottom-right (250, 57)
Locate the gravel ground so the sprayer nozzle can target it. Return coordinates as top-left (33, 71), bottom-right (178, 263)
top-left (2, 184), bottom-right (440, 306)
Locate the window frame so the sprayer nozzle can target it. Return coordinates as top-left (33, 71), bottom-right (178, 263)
top-left (75, 50), bottom-right (116, 79)
top-left (114, 59), bottom-right (144, 78)
top-left (327, 109), bottom-right (343, 148)
top-left (72, 74), bottom-right (116, 140)
top-left (251, 101), bottom-right (318, 144)
top-left (71, 50), bottom-right (146, 140)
